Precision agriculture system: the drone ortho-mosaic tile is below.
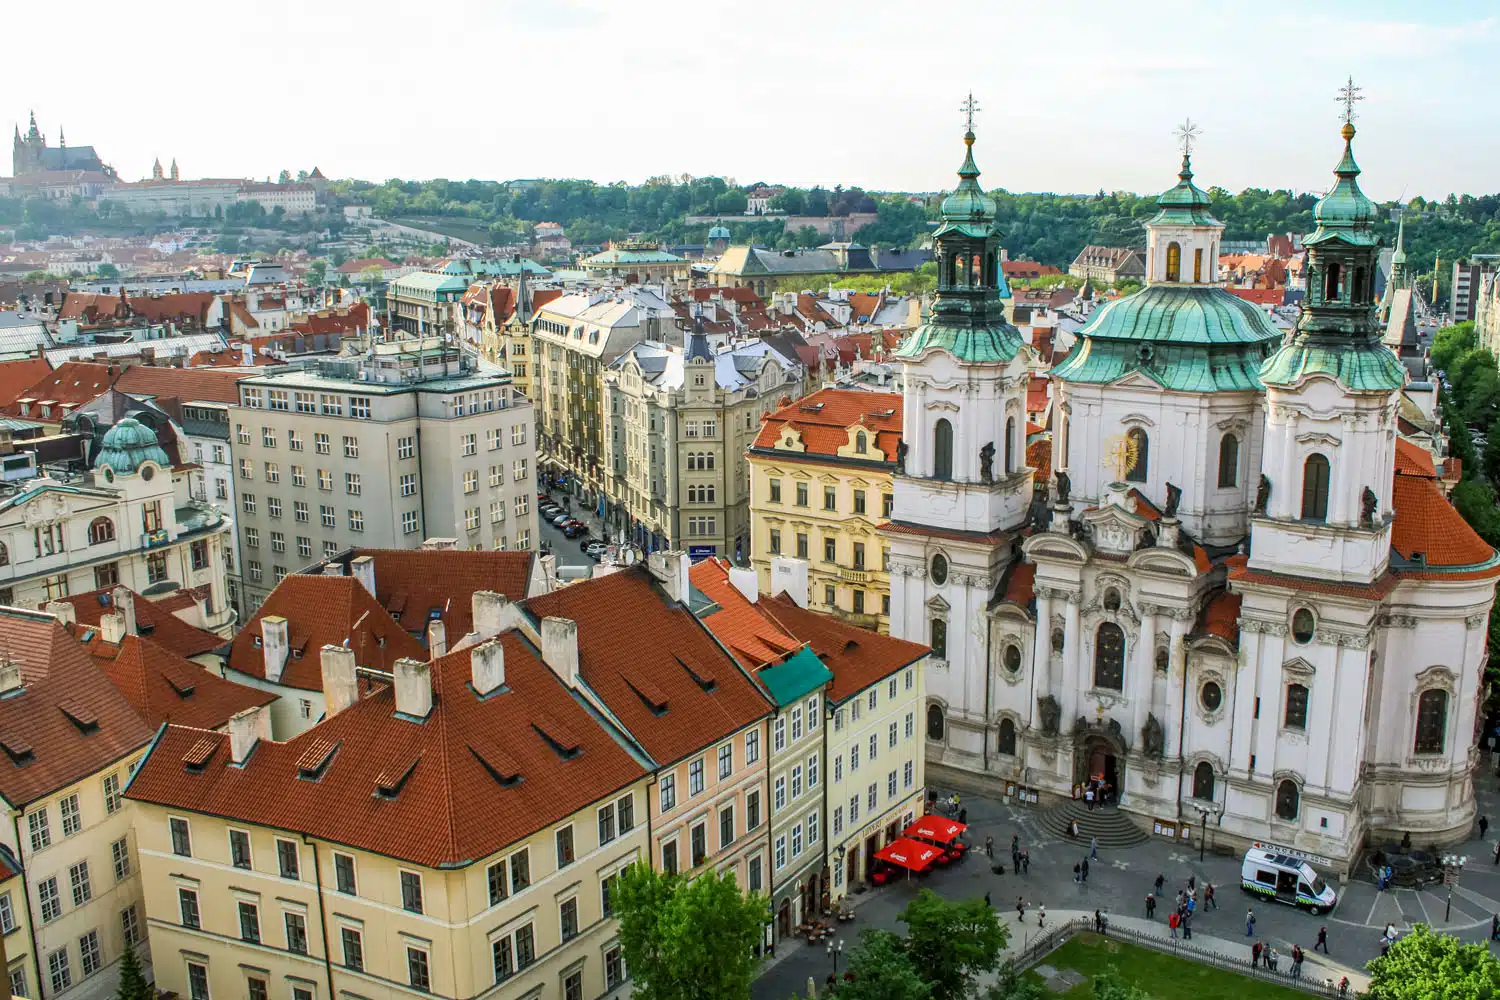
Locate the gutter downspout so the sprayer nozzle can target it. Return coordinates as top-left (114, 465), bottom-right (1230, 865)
top-left (303, 835), bottom-right (336, 1000)
top-left (11, 815), bottom-right (40, 1000)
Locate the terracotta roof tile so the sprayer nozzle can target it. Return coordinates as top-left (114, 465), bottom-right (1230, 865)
top-left (59, 586), bottom-right (223, 659)
top-left (1195, 591), bottom-right (1241, 644)
top-left (1027, 439), bottom-right (1052, 481)
top-left (126, 633), bottom-right (649, 867)
top-left (320, 548), bottom-right (533, 637)
top-left (228, 577), bottom-right (426, 692)
top-left (525, 567), bottom-right (771, 765)
top-left (289, 303), bottom-right (370, 338)
top-left (0, 609), bottom-right (153, 807)
top-left (1392, 470), bottom-right (1497, 569)
top-left (1394, 437), bottom-right (1437, 478)
top-left (755, 594), bottom-right (928, 703)
top-left (90, 634), bottom-right (275, 730)
top-left (0, 358), bottom-right (52, 408)
top-left (689, 558), bottom-right (802, 669)
top-left (115, 365), bottom-right (256, 405)
top-left (3, 361), bottom-right (118, 416)
top-left (1001, 563), bottom-right (1036, 606)
top-left (752, 387), bottom-right (902, 461)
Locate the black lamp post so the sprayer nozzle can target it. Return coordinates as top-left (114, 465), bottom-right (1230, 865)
top-left (827, 938), bottom-right (844, 974)
top-left (1443, 854), bottom-right (1467, 922)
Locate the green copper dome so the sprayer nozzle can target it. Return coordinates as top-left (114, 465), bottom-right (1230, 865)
top-left (936, 131), bottom-right (998, 235)
top-left (1052, 286), bottom-right (1282, 391)
top-left (1259, 340), bottom-right (1407, 392)
top-left (1306, 123), bottom-right (1377, 247)
top-left (95, 417), bottom-right (170, 476)
top-left (1148, 153), bottom-right (1220, 227)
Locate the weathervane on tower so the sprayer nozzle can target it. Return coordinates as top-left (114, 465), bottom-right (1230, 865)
top-left (1337, 75), bottom-right (1364, 125)
top-left (960, 92), bottom-right (981, 134)
top-left (1173, 118), bottom-right (1201, 156)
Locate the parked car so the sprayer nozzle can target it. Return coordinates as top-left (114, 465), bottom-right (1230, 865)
top-left (583, 540), bottom-right (609, 559)
top-left (562, 523), bottom-right (588, 539)
top-left (577, 535), bottom-right (597, 551)
top-left (550, 513), bottom-right (572, 528)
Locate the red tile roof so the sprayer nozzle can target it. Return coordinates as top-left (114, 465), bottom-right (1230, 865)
top-left (228, 577), bottom-right (427, 692)
top-left (1392, 468), bottom-right (1497, 569)
top-left (689, 558), bottom-right (801, 668)
top-left (128, 292), bottom-right (218, 325)
top-left (3, 361), bottom-right (119, 416)
top-left (880, 521), bottom-right (1011, 545)
top-left (0, 609), bottom-right (153, 807)
top-left (59, 586), bottom-right (224, 659)
top-left (127, 633), bottom-right (650, 867)
top-left (1394, 437), bottom-right (1437, 477)
top-left (289, 303), bottom-right (370, 338)
top-left (755, 594), bottom-right (928, 703)
top-left (1195, 591), bottom-right (1241, 644)
top-left (1227, 556), bottom-right (1402, 599)
top-left (328, 549), bottom-right (534, 637)
top-left (1000, 563), bottom-right (1036, 607)
top-left (1226, 287), bottom-right (1284, 307)
top-left (525, 567), bottom-right (771, 765)
top-left (530, 289), bottom-right (565, 312)
top-left (334, 257), bottom-right (399, 274)
top-left (188, 348), bottom-right (283, 368)
top-left (115, 365), bottom-right (256, 405)
top-left (752, 387), bottom-right (902, 462)
top-left (89, 634), bottom-right (275, 731)
top-left (1027, 439), bottom-right (1052, 482)
top-left (0, 358), bottom-right (52, 408)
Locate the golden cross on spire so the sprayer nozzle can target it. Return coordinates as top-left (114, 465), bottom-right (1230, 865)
top-left (1173, 118), bottom-right (1201, 156)
top-left (1337, 75), bottom-right (1364, 125)
top-left (960, 92), bottom-right (981, 133)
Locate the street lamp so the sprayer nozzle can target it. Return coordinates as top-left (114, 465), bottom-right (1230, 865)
top-left (1188, 802), bottom-right (1217, 863)
top-left (827, 938), bottom-right (844, 974)
top-left (1442, 854), bottom-right (1468, 922)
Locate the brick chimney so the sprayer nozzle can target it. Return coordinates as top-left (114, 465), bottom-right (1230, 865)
top-left (100, 612), bottom-right (127, 645)
top-left (261, 615), bottom-right (289, 683)
top-left (44, 600), bottom-right (76, 627)
top-left (112, 586), bottom-right (136, 635)
top-left (427, 620), bottom-right (447, 658)
top-left (350, 555), bottom-right (376, 598)
top-left (228, 705), bottom-right (271, 765)
top-left (393, 658), bottom-right (433, 719)
top-left (320, 644), bottom-right (358, 717)
top-left (540, 617), bottom-right (580, 687)
top-left (471, 637), bottom-right (506, 696)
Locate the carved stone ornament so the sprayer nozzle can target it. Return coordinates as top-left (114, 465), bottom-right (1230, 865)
top-left (895, 440), bottom-right (908, 474)
top-left (1360, 486), bottom-right (1378, 528)
top-left (1142, 713), bottom-right (1165, 757)
top-left (1055, 470), bottom-right (1071, 505)
top-left (1254, 474), bottom-right (1271, 515)
top-left (1164, 482), bottom-right (1182, 519)
top-left (1038, 695), bottom-right (1061, 736)
top-left (1377, 613), bottom-right (1418, 629)
top-left (1317, 626), bottom-right (1372, 649)
top-left (1239, 618), bottom-right (1288, 637)
top-left (979, 441), bottom-right (995, 484)
top-left (1466, 613), bottom-right (1488, 629)
top-left (23, 493), bottom-right (68, 527)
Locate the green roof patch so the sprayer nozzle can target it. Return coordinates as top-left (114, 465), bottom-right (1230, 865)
top-left (757, 645), bottom-right (833, 706)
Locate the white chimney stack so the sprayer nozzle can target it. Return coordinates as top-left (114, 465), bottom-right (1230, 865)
top-left (44, 600), bottom-right (76, 627)
top-left (241, 341), bottom-right (254, 366)
top-left (471, 637), bottom-right (506, 696)
top-left (228, 706), bottom-right (269, 765)
top-left (394, 658), bottom-right (433, 718)
top-left (540, 616), bottom-right (580, 687)
top-left (647, 549), bottom-right (692, 604)
top-left (770, 556), bottom-right (809, 608)
top-left (261, 614), bottom-right (289, 683)
top-left (112, 586), bottom-right (136, 635)
top-left (728, 566), bottom-right (759, 604)
top-left (350, 555), bottom-right (376, 598)
top-left (100, 612), bottom-right (127, 645)
top-left (0, 657), bottom-right (22, 694)
top-left (320, 644), bottom-right (358, 717)
top-left (427, 620), bottom-right (447, 658)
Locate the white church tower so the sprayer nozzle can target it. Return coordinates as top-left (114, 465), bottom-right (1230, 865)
top-left (885, 101), bottom-right (1037, 767)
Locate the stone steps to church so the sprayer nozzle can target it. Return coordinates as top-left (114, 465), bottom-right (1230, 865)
top-left (1038, 799), bottom-right (1150, 848)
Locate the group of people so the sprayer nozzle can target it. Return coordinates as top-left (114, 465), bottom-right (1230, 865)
top-left (1082, 775), bottom-right (1114, 810)
top-left (983, 833), bottom-right (1032, 875)
top-left (1146, 873), bottom-right (1214, 939)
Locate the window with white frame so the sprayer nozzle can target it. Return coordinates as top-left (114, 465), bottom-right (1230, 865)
top-left (403, 511), bottom-right (419, 535)
top-left (746, 729), bottom-right (760, 763)
top-left (773, 717), bottom-right (786, 752)
top-left (808, 753), bottom-right (819, 788)
top-left (717, 742), bottom-right (733, 779)
top-left (774, 775), bottom-right (786, 810)
top-left (400, 473), bottom-right (417, 496)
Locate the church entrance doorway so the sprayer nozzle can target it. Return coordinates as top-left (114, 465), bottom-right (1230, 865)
top-left (1081, 736), bottom-right (1121, 803)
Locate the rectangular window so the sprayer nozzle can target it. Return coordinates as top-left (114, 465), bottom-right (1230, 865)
top-left (746, 729), bottom-right (761, 764)
top-left (560, 897), bottom-right (579, 941)
top-left (492, 936), bottom-right (514, 983)
top-left (851, 742), bottom-right (860, 771)
top-left (270, 531), bottom-right (285, 552)
top-left (747, 789), bottom-right (761, 830)
top-left (38, 877), bottom-right (61, 923)
top-left (796, 532), bottom-right (809, 559)
top-left (512, 423), bottom-right (527, 446)
top-left (792, 706), bottom-right (803, 741)
top-left (853, 489), bottom-right (866, 514)
top-left (888, 770), bottom-right (898, 798)
top-left (823, 537), bottom-right (836, 563)
top-left (513, 459), bottom-right (528, 481)
top-left (398, 436), bottom-right (414, 459)
top-left (515, 923), bottom-right (535, 969)
top-left (49, 952), bottom-right (71, 996)
top-left (170, 816), bottom-right (191, 856)
top-left (246, 527), bottom-right (260, 548)
top-left (691, 823), bottom-right (707, 866)
top-left (720, 805), bottom-right (735, 849)
top-left (276, 839), bottom-right (299, 879)
top-left (321, 394), bottom-right (343, 416)
top-left (689, 757), bottom-right (705, 796)
top-left (341, 927), bottom-right (363, 970)
top-left (268, 390), bottom-right (289, 411)
top-left (400, 473), bottom-right (417, 497)
top-left (400, 870), bottom-right (423, 913)
top-left (315, 432), bottom-right (330, 455)
top-left (350, 396), bottom-right (371, 419)
top-left (407, 947), bottom-right (430, 992)
top-left (795, 481), bottom-right (809, 507)
top-left (717, 742), bottom-right (733, 780)
top-left (487, 861), bottom-right (508, 906)
top-left (510, 849), bottom-right (530, 893)
top-left (774, 835), bottom-right (786, 870)
top-left (868, 782), bottom-right (878, 811)
top-left (294, 499), bottom-right (309, 522)
top-left (890, 721), bottom-right (899, 748)
top-left (791, 823), bottom-right (803, 858)
top-left (869, 733), bottom-right (879, 761)
top-left (791, 765), bottom-right (803, 799)
top-left (288, 430), bottom-right (303, 452)
top-left (238, 901), bottom-right (260, 942)
top-left (606, 946), bottom-right (625, 991)
top-left (59, 794), bottom-right (81, 837)
top-left (769, 478), bottom-right (782, 503)
top-left (555, 825), bottom-right (575, 868)
top-left (265, 462), bottom-right (280, 483)
top-left (598, 802), bottom-right (617, 845)
top-left (808, 810), bottom-right (820, 845)
top-left (8, 966), bottom-right (23, 1000)
top-left (285, 912), bottom-right (308, 954)
top-left (297, 536), bottom-right (312, 558)
top-left (618, 793), bottom-right (635, 833)
top-left (904, 760), bottom-right (915, 788)
top-left (320, 504), bottom-right (335, 527)
top-left (773, 717), bottom-right (786, 752)
top-left (403, 510), bottom-right (419, 534)
top-left (0, 892), bottom-right (12, 934)
top-left (291, 465), bottom-right (305, 487)
top-left (769, 528), bottom-right (781, 555)
top-left (111, 836), bottom-right (131, 881)
top-left (834, 806), bottom-right (844, 837)
top-left (343, 435), bottom-right (359, 458)
top-left (823, 486), bottom-right (837, 511)
top-left (239, 458), bottom-right (253, 480)
top-left (178, 887), bottom-right (200, 928)
top-left (26, 810), bottom-right (49, 852)
top-left (748, 855), bottom-right (763, 893)
top-left (261, 427), bottom-right (276, 448)
top-left (835, 754), bottom-right (843, 783)
top-left (463, 470), bottom-right (478, 494)
top-left (774, 776), bottom-right (786, 811)
top-left (348, 509), bottom-right (364, 532)
top-left (662, 840), bottom-right (678, 875)
top-left (906, 711), bottom-right (915, 739)
top-left (242, 493), bottom-right (257, 514)
top-left (345, 471), bottom-right (361, 495)
top-left (660, 773), bottom-right (677, 811)
top-left (850, 794), bottom-right (860, 823)
top-left (808, 753), bottom-right (820, 788)
top-left (462, 433), bottom-right (477, 457)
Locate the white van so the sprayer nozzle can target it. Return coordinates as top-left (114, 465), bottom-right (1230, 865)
top-left (1240, 843), bottom-right (1338, 915)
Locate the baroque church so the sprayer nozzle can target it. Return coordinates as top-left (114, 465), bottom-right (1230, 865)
top-left (885, 108), bottom-right (1500, 869)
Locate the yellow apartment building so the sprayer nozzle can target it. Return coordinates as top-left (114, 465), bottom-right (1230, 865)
top-left (126, 633), bottom-right (655, 1000)
top-left (747, 388), bottom-right (903, 633)
top-left (0, 608), bottom-right (155, 1000)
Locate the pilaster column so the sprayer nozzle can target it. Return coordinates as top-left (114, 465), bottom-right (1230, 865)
top-left (1132, 608), bottom-right (1157, 745)
top-left (1161, 612), bottom-right (1191, 758)
top-left (1229, 625), bottom-right (1261, 775)
top-left (1032, 590), bottom-right (1054, 728)
top-left (1062, 595), bottom-right (1082, 726)
top-left (1278, 410), bottom-right (1298, 520)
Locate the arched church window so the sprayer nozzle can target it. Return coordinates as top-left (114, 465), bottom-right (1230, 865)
top-left (1125, 428), bottom-right (1149, 484)
top-left (1274, 779), bottom-right (1300, 820)
top-left (1415, 689), bottom-right (1449, 754)
top-left (1325, 262), bottom-right (1341, 302)
top-left (1301, 454), bottom-right (1330, 522)
top-left (1284, 683), bottom-right (1309, 729)
top-left (89, 517), bottom-right (115, 545)
top-left (997, 718), bottom-right (1017, 756)
top-left (927, 704), bottom-right (945, 741)
top-left (1352, 267), bottom-right (1367, 303)
top-left (1192, 761), bottom-right (1215, 800)
top-left (1193, 247), bottom-right (1204, 283)
top-left (955, 255), bottom-right (967, 287)
top-left (1217, 433), bottom-right (1239, 489)
top-left (1093, 622), bottom-right (1125, 691)
top-left (930, 619), bottom-right (947, 660)
top-left (1004, 416), bottom-right (1016, 473)
top-left (933, 419), bottom-right (954, 480)
top-left (1166, 242), bottom-right (1182, 282)
top-left (855, 431), bottom-right (867, 454)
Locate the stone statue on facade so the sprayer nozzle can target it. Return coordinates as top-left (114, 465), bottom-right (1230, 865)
top-left (1164, 482), bottom-right (1182, 519)
top-left (1037, 695), bottom-right (1061, 735)
top-left (979, 441), bottom-right (995, 483)
top-left (1361, 486), bottom-right (1378, 527)
top-left (1142, 713), bottom-right (1165, 757)
top-left (895, 440), bottom-right (908, 474)
top-left (1255, 473), bottom-right (1271, 514)
top-left (1054, 470), bottom-right (1071, 505)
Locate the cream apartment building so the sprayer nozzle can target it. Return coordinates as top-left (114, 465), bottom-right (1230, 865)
top-left (228, 339), bottom-right (538, 610)
top-left (126, 635), bottom-right (655, 1000)
top-left (748, 388), bottom-right (902, 633)
top-left (0, 608), bottom-right (155, 1000)
top-left (603, 334), bottom-right (803, 559)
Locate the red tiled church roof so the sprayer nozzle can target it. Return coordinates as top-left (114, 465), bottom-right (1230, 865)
top-left (752, 387), bottom-right (903, 462)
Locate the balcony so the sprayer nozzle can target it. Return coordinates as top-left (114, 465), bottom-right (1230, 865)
top-left (831, 608), bottom-right (881, 630)
top-left (837, 565), bottom-right (872, 585)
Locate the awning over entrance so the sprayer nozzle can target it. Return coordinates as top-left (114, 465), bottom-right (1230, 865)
top-left (873, 838), bottom-right (942, 872)
top-left (904, 816), bottom-right (967, 844)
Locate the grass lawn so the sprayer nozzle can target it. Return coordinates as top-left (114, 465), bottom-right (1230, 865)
top-left (1026, 934), bottom-right (1307, 1000)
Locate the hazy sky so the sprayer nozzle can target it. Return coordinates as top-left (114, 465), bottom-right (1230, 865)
top-left (9, 1), bottom-right (1497, 199)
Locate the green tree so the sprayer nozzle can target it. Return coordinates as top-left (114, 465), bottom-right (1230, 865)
top-left (1366, 924), bottom-right (1500, 999)
top-left (306, 260), bottom-right (328, 286)
top-left (985, 963), bottom-right (1045, 1000)
top-left (117, 942), bottom-right (151, 1000)
top-left (898, 890), bottom-right (1008, 1000)
top-left (1089, 969), bottom-right (1152, 1000)
top-left (840, 931), bottom-right (933, 1000)
top-left (95, 262), bottom-right (120, 280)
top-left (613, 863), bottom-right (764, 1000)
top-left (1430, 321), bottom-right (1477, 373)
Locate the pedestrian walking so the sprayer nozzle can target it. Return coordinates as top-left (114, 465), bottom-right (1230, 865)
top-left (1492, 913), bottom-right (1499, 941)
top-left (1482, 815), bottom-right (1491, 840)
top-left (1169, 911), bottom-right (1180, 939)
top-left (1315, 926), bottom-right (1328, 954)
top-left (959, 807), bottom-right (968, 825)
top-left (984, 891), bottom-right (991, 908)
top-left (1269, 947), bottom-right (1280, 972)
top-left (1011, 833), bottom-right (1019, 855)
top-left (1252, 942), bottom-right (1262, 967)
top-left (1012, 850), bottom-right (1020, 872)
top-left (1094, 908), bottom-right (1104, 933)
top-left (1493, 839), bottom-right (1500, 865)
top-left (1145, 893), bottom-right (1156, 919)
top-left (1022, 850), bottom-right (1030, 874)
top-left (1186, 895), bottom-right (1196, 915)
top-left (1038, 903), bottom-right (1046, 928)
top-left (1176, 890), bottom-right (1184, 910)
top-left (1085, 785), bottom-right (1095, 810)
top-left (1090, 836), bottom-right (1098, 860)
top-left (1246, 908), bottom-right (1256, 937)
top-left (1073, 861), bottom-right (1081, 884)
top-left (1338, 976), bottom-right (1350, 997)
top-left (1181, 912), bottom-right (1192, 940)
top-left (1017, 897), bottom-right (1026, 921)
top-left (1155, 873), bottom-right (1166, 894)
top-left (1081, 858), bottom-right (1090, 882)
top-left (1205, 883), bottom-right (1217, 909)
top-left (1188, 874), bottom-right (1196, 892)
top-left (985, 835), bottom-right (994, 858)
top-left (1292, 945), bottom-right (1304, 980)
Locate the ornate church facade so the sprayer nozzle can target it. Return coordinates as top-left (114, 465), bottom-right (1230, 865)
top-left (886, 109), bottom-right (1499, 869)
